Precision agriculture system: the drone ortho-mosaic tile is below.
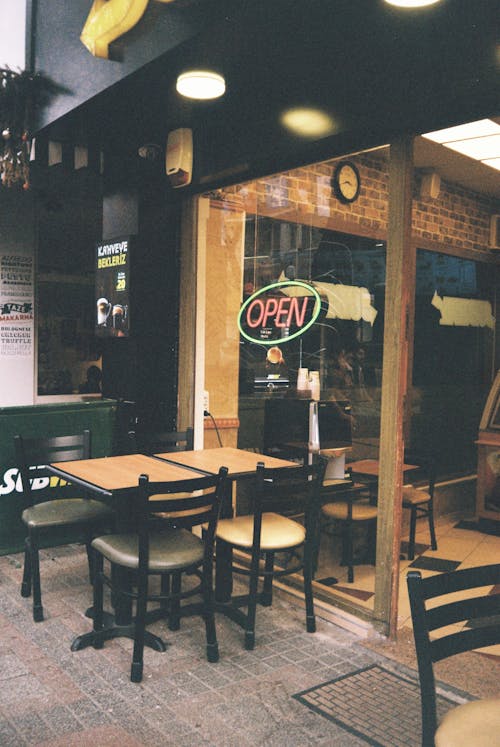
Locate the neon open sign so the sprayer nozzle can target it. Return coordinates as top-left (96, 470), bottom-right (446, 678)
top-left (238, 280), bottom-right (321, 345)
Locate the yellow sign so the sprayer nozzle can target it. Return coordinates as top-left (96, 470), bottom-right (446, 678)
top-left (81, 0), bottom-right (177, 59)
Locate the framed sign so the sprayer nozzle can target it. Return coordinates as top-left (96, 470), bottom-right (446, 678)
top-left (95, 236), bottom-right (131, 337)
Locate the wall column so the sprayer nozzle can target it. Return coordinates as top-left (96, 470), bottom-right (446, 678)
top-left (374, 137), bottom-right (415, 636)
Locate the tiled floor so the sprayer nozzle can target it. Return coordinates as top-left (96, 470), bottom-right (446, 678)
top-left (0, 541), bottom-right (490, 747)
top-left (314, 510), bottom-right (500, 657)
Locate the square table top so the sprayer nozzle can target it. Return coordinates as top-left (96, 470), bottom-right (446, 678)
top-left (49, 453), bottom-right (205, 495)
top-left (348, 458), bottom-right (417, 477)
top-left (154, 446), bottom-right (298, 479)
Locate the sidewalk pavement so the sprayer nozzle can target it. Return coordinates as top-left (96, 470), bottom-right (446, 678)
top-left (0, 545), bottom-right (474, 747)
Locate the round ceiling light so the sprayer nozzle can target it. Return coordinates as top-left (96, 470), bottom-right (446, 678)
top-left (384, 0), bottom-right (441, 6)
top-left (281, 108), bottom-right (336, 138)
top-left (176, 70), bottom-right (226, 100)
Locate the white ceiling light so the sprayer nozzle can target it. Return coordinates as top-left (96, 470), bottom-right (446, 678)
top-left (281, 108), bottom-right (335, 137)
top-left (423, 119), bottom-right (500, 173)
top-left (384, 0), bottom-right (442, 7)
top-left (176, 70), bottom-right (225, 100)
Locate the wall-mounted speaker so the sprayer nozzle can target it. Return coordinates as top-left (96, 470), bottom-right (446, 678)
top-left (420, 171), bottom-right (441, 199)
top-left (166, 128), bottom-right (193, 188)
top-left (489, 214), bottom-right (500, 249)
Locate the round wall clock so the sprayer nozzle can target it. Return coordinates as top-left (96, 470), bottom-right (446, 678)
top-left (332, 160), bottom-right (361, 203)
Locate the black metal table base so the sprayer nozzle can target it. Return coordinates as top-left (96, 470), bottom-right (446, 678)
top-left (71, 623), bottom-right (167, 652)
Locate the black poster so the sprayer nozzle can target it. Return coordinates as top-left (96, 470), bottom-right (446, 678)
top-left (95, 237), bottom-right (131, 337)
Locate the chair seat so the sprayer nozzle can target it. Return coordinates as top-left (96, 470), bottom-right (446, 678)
top-left (216, 512), bottom-right (306, 551)
top-left (402, 485), bottom-right (430, 506)
top-left (92, 528), bottom-right (205, 571)
top-left (322, 501), bottom-right (378, 521)
top-left (435, 698), bottom-right (500, 747)
top-left (22, 498), bottom-right (113, 529)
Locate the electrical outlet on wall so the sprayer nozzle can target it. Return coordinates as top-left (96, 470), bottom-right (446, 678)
top-left (203, 390), bottom-right (209, 414)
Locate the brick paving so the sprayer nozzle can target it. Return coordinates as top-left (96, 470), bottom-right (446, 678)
top-left (0, 545), bottom-right (473, 746)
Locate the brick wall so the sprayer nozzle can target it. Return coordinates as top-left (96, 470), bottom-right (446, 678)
top-left (220, 149), bottom-right (500, 254)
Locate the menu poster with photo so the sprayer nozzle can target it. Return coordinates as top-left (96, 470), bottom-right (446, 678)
top-left (95, 237), bottom-right (131, 337)
top-left (0, 254), bottom-right (34, 357)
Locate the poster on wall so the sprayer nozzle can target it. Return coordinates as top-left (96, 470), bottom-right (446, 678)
top-left (0, 254), bottom-right (34, 357)
top-left (95, 236), bottom-right (131, 337)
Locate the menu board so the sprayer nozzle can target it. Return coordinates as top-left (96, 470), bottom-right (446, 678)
top-left (95, 237), bottom-right (131, 337)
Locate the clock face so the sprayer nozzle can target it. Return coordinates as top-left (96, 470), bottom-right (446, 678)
top-left (333, 161), bottom-right (360, 203)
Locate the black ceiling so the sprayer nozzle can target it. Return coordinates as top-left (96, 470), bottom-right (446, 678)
top-left (37, 0), bottom-right (500, 190)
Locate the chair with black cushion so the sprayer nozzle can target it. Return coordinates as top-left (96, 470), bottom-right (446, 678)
top-left (215, 457), bottom-right (327, 650)
top-left (320, 478), bottom-right (377, 583)
top-left (407, 564), bottom-right (500, 747)
top-left (402, 451), bottom-right (437, 560)
top-left (15, 431), bottom-right (115, 623)
top-left (90, 467), bottom-right (228, 683)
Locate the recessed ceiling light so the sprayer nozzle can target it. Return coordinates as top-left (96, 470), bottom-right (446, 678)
top-left (281, 108), bottom-right (336, 137)
top-left (176, 70), bottom-right (225, 100)
top-left (384, 0), bottom-right (442, 7)
top-left (423, 118), bottom-right (500, 173)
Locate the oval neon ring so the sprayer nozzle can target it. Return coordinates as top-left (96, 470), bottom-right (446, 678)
top-left (238, 280), bottom-right (322, 345)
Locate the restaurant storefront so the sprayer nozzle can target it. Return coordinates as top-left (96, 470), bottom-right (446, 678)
top-left (1, 1), bottom-right (499, 635)
top-left (178, 142), bottom-right (499, 629)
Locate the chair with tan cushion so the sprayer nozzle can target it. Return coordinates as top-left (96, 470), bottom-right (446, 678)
top-left (321, 480), bottom-right (377, 583)
top-left (402, 451), bottom-right (437, 560)
top-left (215, 457), bottom-right (327, 650)
top-left (407, 564), bottom-right (500, 747)
top-left (15, 431), bottom-right (115, 622)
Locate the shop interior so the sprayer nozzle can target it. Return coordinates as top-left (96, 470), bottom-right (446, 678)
top-left (199, 132), bottom-right (500, 626)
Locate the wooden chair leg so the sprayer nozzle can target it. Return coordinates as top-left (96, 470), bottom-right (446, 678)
top-left (92, 552), bottom-right (104, 649)
top-left (303, 545), bottom-right (316, 633)
top-left (20, 537), bottom-right (32, 598)
top-left (202, 561), bottom-right (219, 663)
top-left (168, 572), bottom-right (181, 631)
top-left (427, 504), bottom-right (437, 551)
top-left (160, 573), bottom-right (171, 616)
top-left (245, 551), bottom-right (261, 650)
top-left (261, 552), bottom-right (274, 606)
top-left (408, 508), bottom-right (417, 561)
top-left (29, 533), bottom-right (44, 622)
top-left (131, 572), bottom-right (148, 683)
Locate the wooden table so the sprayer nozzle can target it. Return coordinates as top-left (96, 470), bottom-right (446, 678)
top-left (348, 458), bottom-right (418, 480)
top-left (49, 453), bottom-right (203, 498)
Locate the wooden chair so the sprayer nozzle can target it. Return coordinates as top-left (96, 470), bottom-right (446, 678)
top-left (320, 479), bottom-right (377, 583)
top-left (214, 457), bottom-right (327, 650)
top-left (90, 467), bottom-right (228, 682)
top-left (403, 452), bottom-right (437, 560)
top-left (407, 564), bottom-right (500, 747)
top-left (15, 431), bottom-right (114, 622)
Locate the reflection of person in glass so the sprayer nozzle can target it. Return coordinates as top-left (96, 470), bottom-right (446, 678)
top-left (79, 365), bottom-right (102, 393)
top-left (266, 346), bottom-right (286, 372)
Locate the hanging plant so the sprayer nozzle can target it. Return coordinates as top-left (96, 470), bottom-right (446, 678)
top-left (0, 68), bottom-right (44, 189)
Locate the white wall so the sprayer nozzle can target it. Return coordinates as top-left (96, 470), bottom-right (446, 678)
top-left (0, 0), bottom-right (26, 69)
top-left (0, 190), bottom-right (35, 406)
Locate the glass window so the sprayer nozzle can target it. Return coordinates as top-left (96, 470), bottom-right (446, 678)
top-left (36, 178), bottom-right (103, 397)
top-left (411, 249), bottom-right (497, 475)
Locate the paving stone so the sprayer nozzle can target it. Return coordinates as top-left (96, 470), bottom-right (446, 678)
top-left (0, 545), bottom-right (485, 747)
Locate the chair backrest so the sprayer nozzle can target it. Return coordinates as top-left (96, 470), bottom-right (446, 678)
top-left (129, 427), bottom-right (194, 455)
top-left (252, 457), bottom-right (327, 552)
top-left (135, 467), bottom-right (228, 569)
top-left (407, 564), bottom-right (500, 746)
top-left (404, 450), bottom-right (436, 497)
top-left (14, 430), bottom-right (92, 504)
